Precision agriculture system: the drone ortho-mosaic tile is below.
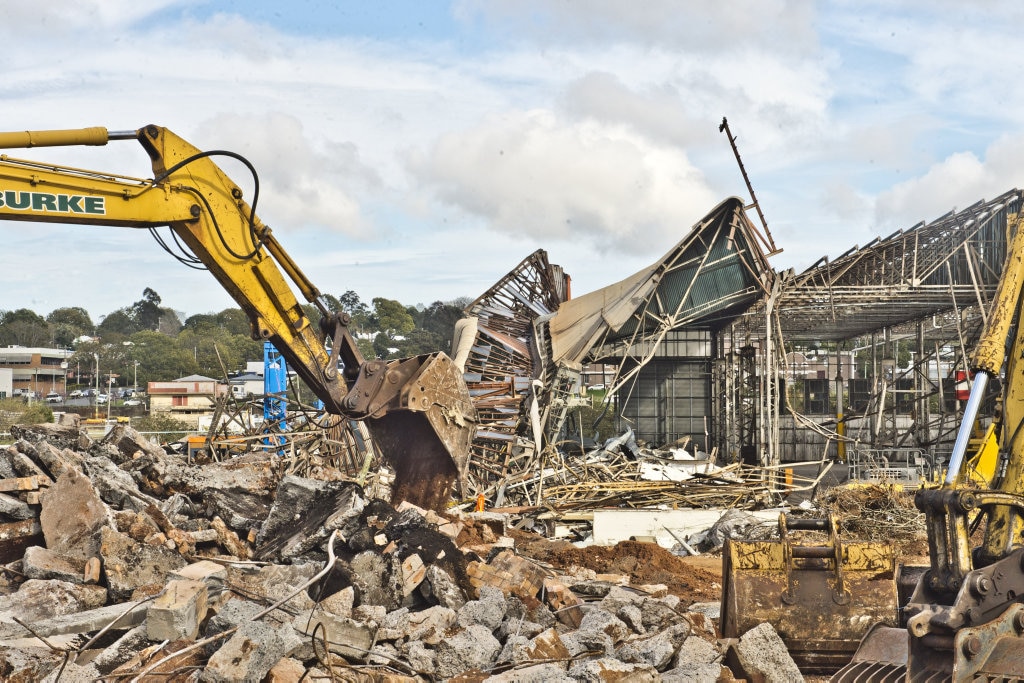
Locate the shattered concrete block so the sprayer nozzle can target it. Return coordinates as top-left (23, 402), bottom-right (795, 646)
top-left (11, 422), bottom-right (92, 452)
top-left (616, 603), bottom-right (646, 634)
top-left (525, 627), bottom-right (572, 662)
top-left (9, 450), bottom-right (50, 480)
top-left (400, 639), bottom-right (436, 675)
top-left (660, 665), bottom-right (726, 683)
top-left (377, 607), bottom-right (411, 641)
top-left (169, 559), bottom-right (228, 587)
top-left (456, 584), bottom-right (507, 630)
top-left (91, 624), bottom-right (150, 674)
top-left (577, 607), bottom-right (631, 645)
top-left (673, 635), bottom-right (723, 670)
top-left (730, 622), bottom-right (804, 683)
top-left (497, 634), bottom-right (532, 665)
top-left (319, 585), bottom-right (354, 618)
top-left (0, 492), bottom-right (36, 521)
top-left (255, 475), bottom-right (366, 560)
top-left (40, 661), bottom-right (101, 682)
top-left (0, 579), bottom-right (107, 624)
top-left (0, 642), bottom-right (65, 682)
top-left (405, 605), bottom-right (457, 645)
top-left (568, 657), bottom-right (661, 682)
top-left (687, 601), bottom-right (722, 621)
top-left (203, 488), bottom-right (270, 531)
top-left (40, 467), bottom-right (115, 561)
top-left (202, 619), bottom-right (301, 683)
top-left (29, 440), bottom-right (83, 480)
top-left (615, 623), bottom-right (690, 671)
top-left (434, 623), bottom-right (501, 679)
top-left (100, 423), bottom-right (167, 463)
top-left (294, 610), bottom-right (377, 661)
top-left (0, 599), bottom-right (148, 641)
top-left (486, 662), bottom-right (574, 683)
top-left (419, 564), bottom-right (467, 610)
top-left (147, 579), bottom-right (208, 641)
top-left (22, 545), bottom-right (87, 583)
top-left (99, 527), bottom-right (186, 601)
top-left (82, 456), bottom-right (159, 512)
top-left (350, 549), bottom-right (404, 611)
top-left (225, 562), bottom-right (317, 614)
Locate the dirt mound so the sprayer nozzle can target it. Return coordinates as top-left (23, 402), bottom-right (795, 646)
top-left (509, 529), bottom-right (720, 606)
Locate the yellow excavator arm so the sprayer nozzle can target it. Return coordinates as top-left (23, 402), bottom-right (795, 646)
top-left (0, 125), bottom-right (476, 511)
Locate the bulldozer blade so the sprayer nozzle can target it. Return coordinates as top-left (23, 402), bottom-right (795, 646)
top-left (721, 536), bottom-right (900, 675)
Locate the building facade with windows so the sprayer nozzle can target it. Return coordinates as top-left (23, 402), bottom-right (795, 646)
top-left (0, 346), bottom-right (73, 397)
top-left (147, 374), bottom-right (227, 427)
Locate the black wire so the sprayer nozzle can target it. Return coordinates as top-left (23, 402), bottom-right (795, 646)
top-left (151, 149), bottom-right (264, 261)
top-left (148, 227), bottom-right (206, 270)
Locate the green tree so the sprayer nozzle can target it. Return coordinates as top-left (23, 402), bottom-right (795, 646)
top-left (47, 306), bottom-right (94, 347)
top-left (371, 298), bottom-right (414, 337)
top-left (0, 308), bottom-right (50, 346)
top-left (96, 309), bottom-right (137, 339)
top-left (132, 288), bottom-right (163, 331)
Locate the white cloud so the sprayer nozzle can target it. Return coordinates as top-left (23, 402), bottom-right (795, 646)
top-left (454, 0), bottom-right (819, 55)
top-left (873, 133), bottom-right (1024, 230)
top-left (405, 109), bottom-right (718, 254)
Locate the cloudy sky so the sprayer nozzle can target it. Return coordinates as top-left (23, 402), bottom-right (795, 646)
top-left (1, 0), bottom-right (1021, 324)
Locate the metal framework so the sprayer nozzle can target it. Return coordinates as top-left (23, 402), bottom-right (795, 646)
top-left (721, 189), bottom-right (1023, 463)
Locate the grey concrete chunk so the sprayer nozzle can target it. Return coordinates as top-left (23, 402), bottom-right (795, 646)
top-left (40, 467), bottom-right (114, 560)
top-left (0, 579), bottom-right (106, 624)
top-left (0, 599), bottom-right (147, 641)
top-left (0, 491), bottom-right (36, 520)
top-left (673, 635), bottom-right (722, 669)
top-left (568, 657), bottom-right (661, 682)
top-left (255, 475), bottom-right (366, 561)
top-left (22, 546), bottom-right (87, 583)
top-left (435, 623), bottom-right (501, 679)
top-left (456, 584), bottom-right (506, 630)
top-left (202, 619), bottom-right (301, 683)
top-left (147, 579), bottom-right (208, 641)
top-left (420, 563), bottom-right (467, 609)
top-left (732, 622), bottom-right (804, 683)
top-left (99, 527), bottom-right (186, 601)
top-left (485, 662), bottom-right (574, 683)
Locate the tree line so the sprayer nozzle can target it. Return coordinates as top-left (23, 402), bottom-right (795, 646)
top-left (0, 288), bottom-right (471, 392)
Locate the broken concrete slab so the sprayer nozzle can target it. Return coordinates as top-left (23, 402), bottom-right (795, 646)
top-left (255, 475), bottom-right (367, 561)
top-left (11, 422), bottom-right (91, 452)
top-left (729, 622), bottom-right (804, 683)
top-left (0, 578), bottom-right (106, 624)
top-left (293, 610), bottom-right (376, 661)
top-left (203, 618), bottom-right (302, 683)
top-left (99, 527), bottom-right (186, 601)
top-left (39, 467), bottom-right (114, 561)
top-left (146, 578), bottom-right (208, 641)
top-left (22, 545), bottom-right (88, 583)
top-left (0, 599), bottom-right (148, 641)
top-left (0, 491), bottom-right (35, 521)
top-left (434, 623), bottom-right (501, 679)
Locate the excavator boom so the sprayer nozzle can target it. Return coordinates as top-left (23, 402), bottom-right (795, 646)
top-left (0, 125), bottom-right (476, 511)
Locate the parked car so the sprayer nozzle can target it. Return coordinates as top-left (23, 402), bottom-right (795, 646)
top-left (44, 392), bottom-right (62, 403)
top-left (95, 393), bottom-right (108, 404)
top-left (123, 398), bottom-right (143, 407)
top-left (69, 389), bottom-right (84, 398)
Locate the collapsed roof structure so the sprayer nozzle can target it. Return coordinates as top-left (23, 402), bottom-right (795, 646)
top-left (455, 197), bottom-right (777, 505)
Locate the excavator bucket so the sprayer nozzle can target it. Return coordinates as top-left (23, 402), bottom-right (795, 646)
top-left (360, 352), bottom-right (477, 512)
top-left (720, 515), bottom-right (900, 675)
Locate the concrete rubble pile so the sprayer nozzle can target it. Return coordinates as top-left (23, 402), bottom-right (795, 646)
top-left (0, 421), bottom-right (802, 682)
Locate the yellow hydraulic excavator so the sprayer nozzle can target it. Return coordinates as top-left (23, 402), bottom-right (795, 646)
top-left (0, 125), bottom-right (476, 512)
top-left (831, 212), bottom-right (1024, 681)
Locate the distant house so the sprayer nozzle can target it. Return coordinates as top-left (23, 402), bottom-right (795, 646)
top-left (147, 374), bottom-right (227, 427)
top-left (229, 372), bottom-right (264, 399)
